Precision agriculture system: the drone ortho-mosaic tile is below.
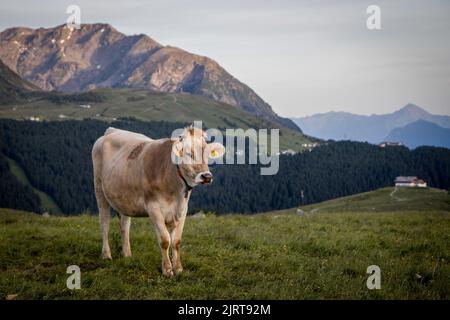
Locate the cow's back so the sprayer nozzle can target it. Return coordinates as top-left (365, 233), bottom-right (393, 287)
top-left (93, 128), bottom-right (151, 162)
top-left (92, 127), bottom-right (156, 216)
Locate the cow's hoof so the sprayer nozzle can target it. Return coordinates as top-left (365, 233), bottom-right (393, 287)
top-left (174, 267), bottom-right (183, 275)
top-left (102, 253), bottom-right (112, 260)
top-left (162, 269), bottom-right (174, 278)
top-left (122, 251), bottom-right (132, 258)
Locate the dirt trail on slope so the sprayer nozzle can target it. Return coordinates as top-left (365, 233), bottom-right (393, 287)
top-left (390, 187), bottom-right (407, 201)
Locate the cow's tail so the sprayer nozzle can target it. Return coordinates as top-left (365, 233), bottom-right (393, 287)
top-left (104, 127), bottom-right (118, 136)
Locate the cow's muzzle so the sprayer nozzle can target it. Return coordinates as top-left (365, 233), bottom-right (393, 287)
top-left (200, 172), bottom-right (213, 184)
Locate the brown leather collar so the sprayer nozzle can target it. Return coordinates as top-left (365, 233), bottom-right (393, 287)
top-left (176, 164), bottom-right (192, 198)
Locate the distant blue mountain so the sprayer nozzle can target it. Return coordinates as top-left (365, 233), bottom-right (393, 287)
top-left (385, 120), bottom-right (450, 149)
top-left (292, 104), bottom-right (450, 144)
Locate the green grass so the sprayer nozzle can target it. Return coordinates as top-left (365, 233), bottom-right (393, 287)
top-left (0, 187), bottom-right (449, 299)
top-left (295, 187), bottom-right (450, 214)
top-left (0, 88), bottom-right (312, 151)
top-left (6, 157), bottom-right (61, 214)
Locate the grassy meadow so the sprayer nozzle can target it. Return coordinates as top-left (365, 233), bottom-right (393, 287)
top-left (297, 186), bottom-right (450, 213)
top-left (0, 88), bottom-right (312, 151)
top-left (0, 187), bottom-right (449, 300)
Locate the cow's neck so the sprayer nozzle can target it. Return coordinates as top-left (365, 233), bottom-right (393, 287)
top-left (164, 141), bottom-right (191, 199)
top-left (176, 164), bottom-right (192, 199)
top-left (143, 139), bottom-right (190, 200)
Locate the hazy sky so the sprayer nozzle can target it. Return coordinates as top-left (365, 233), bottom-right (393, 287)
top-left (1, 0), bottom-right (449, 117)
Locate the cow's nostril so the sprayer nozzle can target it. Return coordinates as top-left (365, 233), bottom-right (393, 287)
top-left (201, 172), bottom-right (213, 183)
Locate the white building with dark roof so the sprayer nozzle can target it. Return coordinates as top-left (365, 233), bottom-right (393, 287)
top-left (394, 176), bottom-right (427, 188)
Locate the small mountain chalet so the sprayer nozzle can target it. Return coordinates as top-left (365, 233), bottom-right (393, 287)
top-left (395, 176), bottom-right (427, 188)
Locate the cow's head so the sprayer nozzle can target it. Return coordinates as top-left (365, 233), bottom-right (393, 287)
top-left (171, 125), bottom-right (225, 186)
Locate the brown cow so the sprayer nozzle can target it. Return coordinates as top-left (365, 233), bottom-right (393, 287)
top-left (92, 125), bottom-right (225, 277)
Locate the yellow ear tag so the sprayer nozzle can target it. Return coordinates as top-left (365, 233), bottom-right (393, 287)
top-left (210, 150), bottom-right (218, 157)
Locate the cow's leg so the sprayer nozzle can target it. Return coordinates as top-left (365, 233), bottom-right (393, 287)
top-left (94, 176), bottom-right (112, 260)
top-left (119, 214), bottom-right (132, 257)
top-left (148, 206), bottom-right (173, 277)
top-left (171, 215), bottom-right (186, 274)
top-left (97, 196), bottom-right (112, 260)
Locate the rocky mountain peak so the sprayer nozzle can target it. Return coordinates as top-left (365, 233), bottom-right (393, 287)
top-left (396, 103), bottom-right (429, 117)
top-left (0, 23), bottom-right (299, 131)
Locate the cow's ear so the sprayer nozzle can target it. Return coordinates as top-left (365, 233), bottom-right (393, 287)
top-left (207, 143), bottom-right (225, 159)
top-left (172, 140), bottom-right (184, 158)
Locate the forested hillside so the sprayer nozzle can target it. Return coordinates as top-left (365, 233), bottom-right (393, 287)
top-left (0, 151), bottom-right (41, 212)
top-left (0, 118), bottom-right (449, 214)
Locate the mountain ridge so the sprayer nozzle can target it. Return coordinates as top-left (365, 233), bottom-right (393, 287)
top-left (292, 104), bottom-right (450, 143)
top-left (0, 59), bottom-right (40, 104)
top-left (0, 23), bottom-right (300, 131)
top-left (385, 120), bottom-right (450, 149)
top-left (0, 54), bottom-right (311, 151)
